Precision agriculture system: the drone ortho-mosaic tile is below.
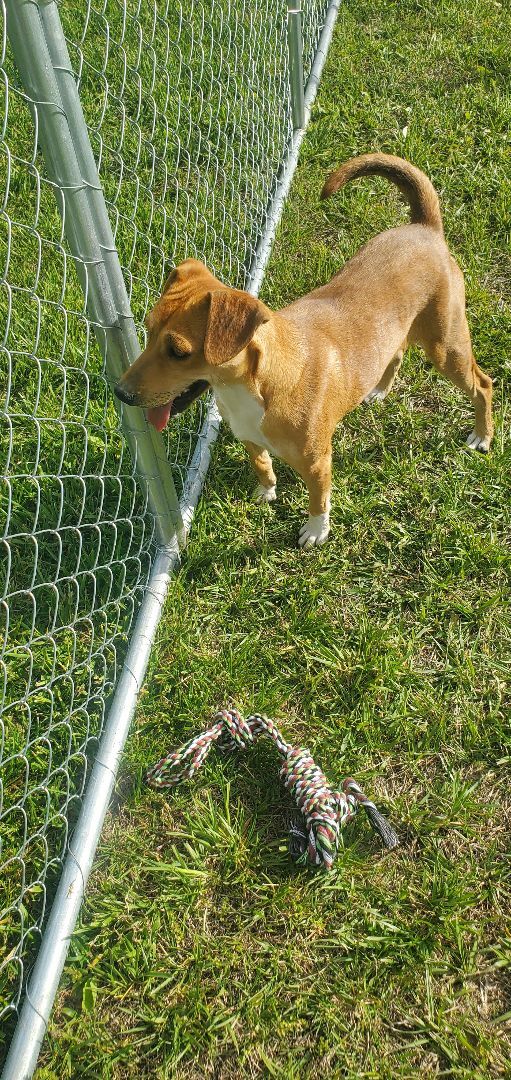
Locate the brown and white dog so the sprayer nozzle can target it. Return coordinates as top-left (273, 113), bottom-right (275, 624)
top-left (115, 153), bottom-right (493, 547)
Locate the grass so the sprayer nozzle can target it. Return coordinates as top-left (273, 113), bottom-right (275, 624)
top-left (4, 0), bottom-right (511, 1075)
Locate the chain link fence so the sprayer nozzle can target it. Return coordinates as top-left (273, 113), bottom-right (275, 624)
top-left (0, 0), bottom-right (338, 1072)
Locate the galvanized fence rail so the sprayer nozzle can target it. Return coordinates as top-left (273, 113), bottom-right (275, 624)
top-left (0, 1), bottom-right (340, 1074)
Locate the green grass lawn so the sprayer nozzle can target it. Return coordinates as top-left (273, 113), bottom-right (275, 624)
top-left (30, 0), bottom-right (511, 1075)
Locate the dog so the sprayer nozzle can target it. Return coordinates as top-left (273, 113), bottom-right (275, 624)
top-left (115, 153), bottom-right (494, 547)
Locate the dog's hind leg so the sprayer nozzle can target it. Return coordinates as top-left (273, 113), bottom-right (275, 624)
top-left (414, 261), bottom-right (493, 450)
top-left (419, 310), bottom-right (493, 451)
top-left (364, 348), bottom-right (404, 403)
top-left (438, 340), bottom-right (493, 451)
top-left (245, 441), bottom-right (278, 502)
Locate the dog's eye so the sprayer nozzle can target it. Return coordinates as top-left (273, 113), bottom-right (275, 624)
top-left (168, 340), bottom-right (190, 360)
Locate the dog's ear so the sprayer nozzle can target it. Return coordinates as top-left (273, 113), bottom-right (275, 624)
top-left (162, 259), bottom-right (216, 295)
top-left (204, 288), bottom-right (269, 365)
top-left (162, 266), bottom-right (179, 294)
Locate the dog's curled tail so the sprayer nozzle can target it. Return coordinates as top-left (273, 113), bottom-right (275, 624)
top-left (321, 153), bottom-right (444, 235)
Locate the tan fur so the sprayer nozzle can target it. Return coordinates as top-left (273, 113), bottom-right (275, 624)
top-left (115, 154), bottom-right (494, 546)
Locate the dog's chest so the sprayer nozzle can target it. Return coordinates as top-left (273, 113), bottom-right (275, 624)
top-left (213, 384), bottom-right (273, 450)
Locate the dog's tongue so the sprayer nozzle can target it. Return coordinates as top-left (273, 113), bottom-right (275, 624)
top-left (146, 403), bottom-right (172, 431)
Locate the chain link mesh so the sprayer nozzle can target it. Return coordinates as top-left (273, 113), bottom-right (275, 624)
top-left (0, 0), bottom-right (332, 1035)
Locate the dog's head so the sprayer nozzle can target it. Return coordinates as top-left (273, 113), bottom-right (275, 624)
top-left (114, 259), bottom-right (271, 431)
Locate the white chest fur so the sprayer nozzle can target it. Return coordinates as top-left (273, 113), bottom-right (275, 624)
top-left (213, 383), bottom-right (273, 451)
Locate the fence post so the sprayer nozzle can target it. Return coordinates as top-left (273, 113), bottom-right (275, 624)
top-left (249, 0), bottom-right (341, 295)
top-left (287, 1), bottom-right (305, 130)
top-left (5, 0), bottom-right (183, 549)
top-left (1, 2), bottom-right (342, 1075)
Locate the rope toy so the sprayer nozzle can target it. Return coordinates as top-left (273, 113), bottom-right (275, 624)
top-left (146, 708), bottom-right (399, 870)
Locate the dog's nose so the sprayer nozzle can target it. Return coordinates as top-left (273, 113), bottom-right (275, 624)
top-left (114, 382), bottom-right (137, 406)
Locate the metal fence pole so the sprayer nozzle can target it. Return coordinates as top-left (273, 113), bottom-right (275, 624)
top-left (249, 0), bottom-right (341, 294)
top-left (288, 2), bottom-right (306, 129)
top-left (1, 2), bottom-right (341, 1075)
top-left (0, 400), bottom-right (221, 1080)
top-left (0, 546), bottom-right (178, 1080)
top-left (5, 0), bottom-right (183, 548)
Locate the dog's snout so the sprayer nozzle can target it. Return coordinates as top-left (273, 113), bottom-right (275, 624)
top-left (114, 382), bottom-right (137, 406)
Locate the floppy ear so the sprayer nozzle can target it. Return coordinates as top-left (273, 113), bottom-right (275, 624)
top-left (162, 268), bottom-right (178, 294)
top-left (162, 259), bottom-right (217, 295)
top-left (204, 288), bottom-right (269, 365)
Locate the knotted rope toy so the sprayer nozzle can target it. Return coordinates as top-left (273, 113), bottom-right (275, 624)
top-left (146, 708), bottom-right (399, 870)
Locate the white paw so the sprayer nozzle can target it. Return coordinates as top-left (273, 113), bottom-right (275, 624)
top-left (466, 430), bottom-right (491, 452)
top-left (298, 512), bottom-right (330, 548)
top-left (253, 483), bottom-right (277, 503)
top-left (364, 387), bottom-right (388, 404)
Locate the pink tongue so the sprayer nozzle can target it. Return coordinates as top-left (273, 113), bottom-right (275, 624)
top-left (146, 402), bottom-right (172, 431)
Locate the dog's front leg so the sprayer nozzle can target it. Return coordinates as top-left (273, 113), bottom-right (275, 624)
top-left (295, 449), bottom-right (331, 548)
top-left (244, 441), bottom-right (277, 503)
